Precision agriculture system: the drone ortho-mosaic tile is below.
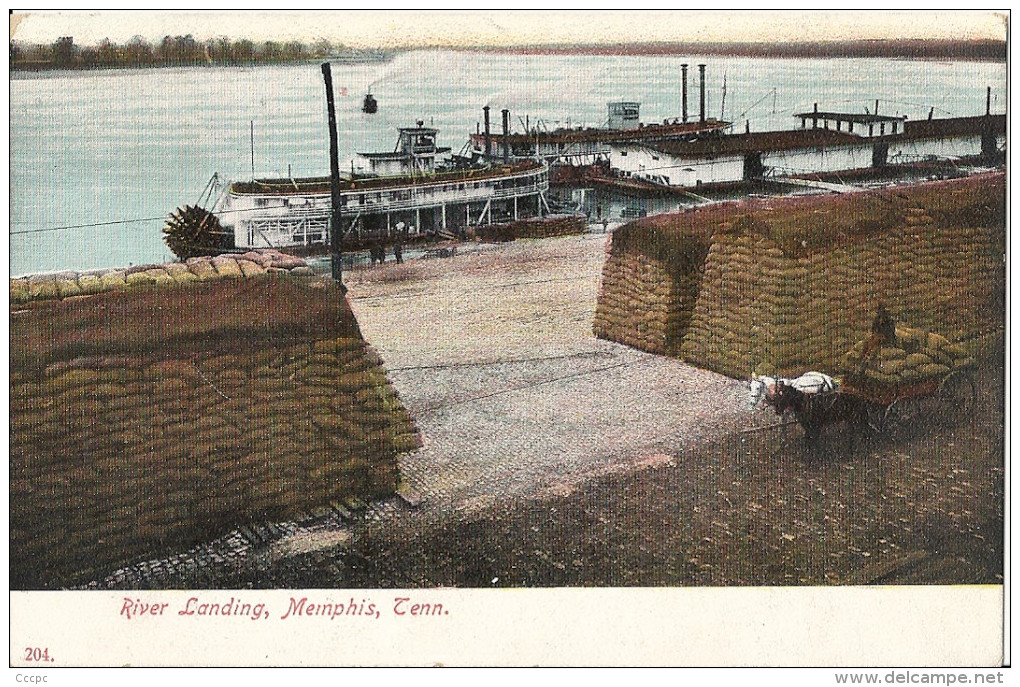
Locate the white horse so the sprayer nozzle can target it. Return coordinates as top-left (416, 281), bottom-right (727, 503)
top-left (748, 371), bottom-right (838, 408)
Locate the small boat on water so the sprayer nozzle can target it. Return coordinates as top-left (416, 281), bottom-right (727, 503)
top-left (167, 123), bottom-right (554, 256)
top-left (362, 90), bottom-right (378, 114)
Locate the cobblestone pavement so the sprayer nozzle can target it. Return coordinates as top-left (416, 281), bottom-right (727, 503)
top-left (345, 235), bottom-right (767, 520)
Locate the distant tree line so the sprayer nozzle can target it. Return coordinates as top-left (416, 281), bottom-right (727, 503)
top-left (474, 39), bottom-right (1008, 62)
top-left (10, 35), bottom-right (394, 71)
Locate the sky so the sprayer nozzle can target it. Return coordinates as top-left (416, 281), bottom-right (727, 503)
top-left (8, 10), bottom-right (1009, 48)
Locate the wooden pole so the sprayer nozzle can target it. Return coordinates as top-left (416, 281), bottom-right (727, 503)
top-left (321, 62), bottom-right (344, 286)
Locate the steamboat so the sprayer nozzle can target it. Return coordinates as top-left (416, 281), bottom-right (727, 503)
top-left (471, 101), bottom-right (729, 169)
top-left (470, 64), bottom-right (730, 169)
top-left (165, 122), bottom-right (553, 258)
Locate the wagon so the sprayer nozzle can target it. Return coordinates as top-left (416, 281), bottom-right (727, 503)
top-left (764, 368), bottom-right (977, 441)
top-left (840, 369), bottom-right (977, 436)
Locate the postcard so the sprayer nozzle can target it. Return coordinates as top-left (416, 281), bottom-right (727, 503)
top-left (7, 9), bottom-right (1008, 672)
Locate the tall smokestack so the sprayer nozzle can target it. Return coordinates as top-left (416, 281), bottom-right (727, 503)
top-left (698, 64), bottom-right (706, 123)
top-left (501, 108), bottom-right (510, 163)
top-left (681, 63), bottom-right (689, 123)
top-left (986, 86), bottom-right (992, 116)
top-left (483, 106), bottom-right (492, 159)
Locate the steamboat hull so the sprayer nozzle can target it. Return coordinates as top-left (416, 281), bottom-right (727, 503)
top-left (216, 160), bottom-right (552, 251)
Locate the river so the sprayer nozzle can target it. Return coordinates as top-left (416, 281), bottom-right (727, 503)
top-left (9, 50), bottom-right (1005, 275)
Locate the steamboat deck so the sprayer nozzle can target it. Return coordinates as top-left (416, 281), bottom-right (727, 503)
top-left (215, 126), bottom-right (553, 250)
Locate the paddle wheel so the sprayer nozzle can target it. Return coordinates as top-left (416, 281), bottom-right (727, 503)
top-left (163, 205), bottom-right (232, 260)
top-left (163, 174), bottom-right (233, 260)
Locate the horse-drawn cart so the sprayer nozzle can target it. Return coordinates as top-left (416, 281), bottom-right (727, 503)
top-left (752, 365), bottom-right (977, 442)
top-left (751, 320), bottom-right (979, 442)
top-left (839, 370), bottom-right (976, 436)
top-left (753, 368), bottom-right (977, 441)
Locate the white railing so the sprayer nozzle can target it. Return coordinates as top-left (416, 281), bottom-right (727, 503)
top-left (229, 168), bottom-right (549, 221)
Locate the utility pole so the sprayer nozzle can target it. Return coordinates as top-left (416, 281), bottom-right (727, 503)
top-left (321, 62), bottom-right (344, 287)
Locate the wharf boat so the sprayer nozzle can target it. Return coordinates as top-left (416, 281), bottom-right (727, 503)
top-left (470, 101), bottom-right (729, 169)
top-left (469, 65), bottom-right (731, 168)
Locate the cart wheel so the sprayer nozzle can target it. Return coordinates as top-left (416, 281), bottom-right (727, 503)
top-left (865, 403), bottom-right (887, 434)
top-left (882, 400), bottom-right (905, 438)
top-left (939, 371), bottom-right (976, 417)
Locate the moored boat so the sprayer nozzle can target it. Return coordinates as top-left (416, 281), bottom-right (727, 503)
top-left (209, 123), bottom-right (553, 252)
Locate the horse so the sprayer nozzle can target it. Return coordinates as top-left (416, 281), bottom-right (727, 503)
top-left (749, 371), bottom-right (846, 441)
top-left (748, 371), bottom-right (838, 408)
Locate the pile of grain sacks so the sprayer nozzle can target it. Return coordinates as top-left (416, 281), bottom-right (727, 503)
top-left (594, 225), bottom-right (712, 356)
top-left (596, 174), bottom-right (1004, 380)
top-left (9, 250), bottom-right (313, 304)
top-left (476, 215), bottom-right (585, 243)
top-left (839, 325), bottom-right (977, 387)
top-left (10, 251), bottom-right (420, 588)
top-left (593, 250), bottom-right (678, 354)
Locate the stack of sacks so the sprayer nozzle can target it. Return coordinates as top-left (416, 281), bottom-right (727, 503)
top-left (514, 215), bottom-right (585, 239)
top-left (593, 250), bottom-right (677, 354)
top-left (476, 215), bottom-right (585, 243)
top-left (9, 250), bottom-right (314, 304)
top-left (678, 233), bottom-right (763, 377)
top-left (594, 224), bottom-right (712, 357)
top-left (677, 210), bottom-right (1000, 378)
top-left (10, 261), bottom-right (420, 588)
top-left (839, 325), bottom-right (977, 388)
top-left (595, 173), bottom-right (1003, 380)
top-left (10, 334), bottom-right (420, 588)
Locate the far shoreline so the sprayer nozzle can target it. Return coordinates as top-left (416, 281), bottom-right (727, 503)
top-left (460, 39), bottom-right (1006, 62)
top-left (9, 39), bottom-right (1006, 74)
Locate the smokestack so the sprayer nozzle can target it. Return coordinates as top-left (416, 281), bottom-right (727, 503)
top-left (681, 63), bottom-right (689, 123)
top-left (483, 106), bottom-right (492, 159)
top-left (698, 64), bottom-right (706, 123)
top-left (986, 86), bottom-right (992, 116)
top-left (875, 99), bottom-right (879, 116)
top-left (501, 108), bottom-right (510, 163)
